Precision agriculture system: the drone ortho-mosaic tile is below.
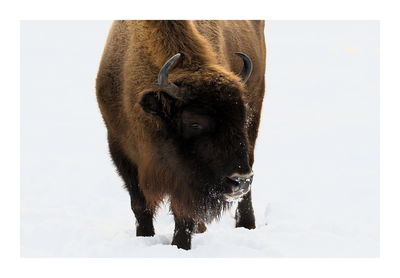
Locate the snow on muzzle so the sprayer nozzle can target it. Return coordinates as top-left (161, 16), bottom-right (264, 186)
top-left (223, 172), bottom-right (253, 201)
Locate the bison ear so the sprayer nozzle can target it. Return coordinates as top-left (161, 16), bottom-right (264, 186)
top-left (139, 91), bottom-right (177, 118)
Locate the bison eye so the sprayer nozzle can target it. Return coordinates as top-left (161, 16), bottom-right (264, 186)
top-left (181, 121), bottom-right (206, 139)
top-left (190, 123), bottom-right (203, 130)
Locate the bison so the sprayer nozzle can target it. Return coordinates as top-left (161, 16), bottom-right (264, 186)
top-left (96, 20), bottom-right (266, 250)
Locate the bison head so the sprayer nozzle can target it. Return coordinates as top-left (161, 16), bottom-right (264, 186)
top-left (139, 53), bottom-right (254, 203)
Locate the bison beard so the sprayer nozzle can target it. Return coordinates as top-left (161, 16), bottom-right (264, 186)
top-left (96, 20), bottom-right (265, 250)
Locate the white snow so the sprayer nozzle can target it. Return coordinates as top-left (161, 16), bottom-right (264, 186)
top-left (20, 21), bottom-right (379, 257)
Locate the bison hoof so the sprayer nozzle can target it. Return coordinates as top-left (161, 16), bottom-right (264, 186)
top-left (171, 238), bottom-right (191, 250)
top-left (171, 232), bottom-right (192, 250)
top-left (236, 221), bottom-right (256, 230)
top-left (235, 215), bottom-right (256, 230)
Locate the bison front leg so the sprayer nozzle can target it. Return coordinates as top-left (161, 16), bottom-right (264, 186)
top-left (129, 191), bottom-right (155, 237)
top-left (235, 190), bottom-right (256, 229)
top-left (235, 128), bottom-right (258, 229)
top-left (108, 138), bottom-right (155, 237)
top-left (171, 215), bottom-right (194, 250)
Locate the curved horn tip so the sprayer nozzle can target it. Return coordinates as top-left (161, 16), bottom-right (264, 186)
top-left (235, 52), bottom-right (253, 83)
top-left (157, 53), bottom-right (182, 87)
top-left (172, 53), bottom-right (182, 59)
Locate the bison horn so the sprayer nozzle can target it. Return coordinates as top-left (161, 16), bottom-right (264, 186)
top-left (235, 52), bottom-right (253, 83)
top-left (158, 53), bottom-right (182, 89)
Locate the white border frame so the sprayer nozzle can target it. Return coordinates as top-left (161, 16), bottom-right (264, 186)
top-left (2, 0), bottom-right (399, 277)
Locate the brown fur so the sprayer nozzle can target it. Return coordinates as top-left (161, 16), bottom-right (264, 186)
top-left (96, 20), bottom-right (266, 249)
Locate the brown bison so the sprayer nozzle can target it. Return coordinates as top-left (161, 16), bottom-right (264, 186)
top-left (96, 20), bottom-right (266, 250)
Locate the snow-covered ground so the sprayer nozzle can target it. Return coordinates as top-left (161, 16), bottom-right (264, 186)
top-left (20, 21), bottom-right (379, 257)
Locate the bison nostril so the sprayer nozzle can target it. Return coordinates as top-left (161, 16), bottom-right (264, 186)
top-left (228, 173), bottom-right (253, 183)
top-left (227, 176), bottom-right (240, 185)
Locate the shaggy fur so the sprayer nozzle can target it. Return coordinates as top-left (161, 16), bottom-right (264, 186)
top-left (96, 20), bottom-right (266, 250)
